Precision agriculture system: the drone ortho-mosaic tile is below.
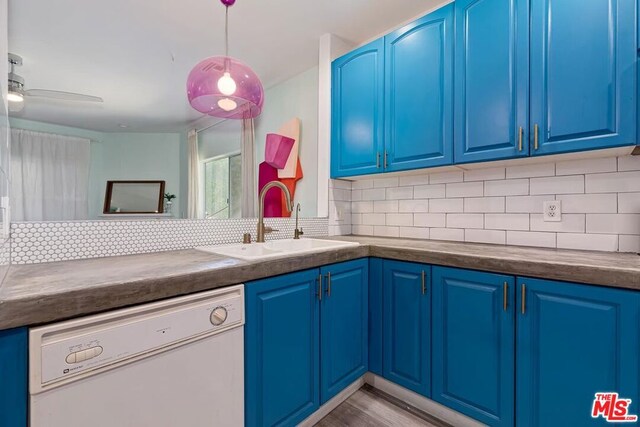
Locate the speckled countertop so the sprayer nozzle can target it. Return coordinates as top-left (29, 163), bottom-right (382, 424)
top-left (0, 236), bottom-right (638, 330)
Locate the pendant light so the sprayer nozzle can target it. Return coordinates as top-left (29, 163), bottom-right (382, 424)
top-left (187, 0), bottom-right (264, 119)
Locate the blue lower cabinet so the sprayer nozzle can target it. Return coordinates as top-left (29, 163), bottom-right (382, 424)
top-left (517, 277), bottom-right (640, 427)
top-left (382, 260), bottom-right (431, 397)
top-left (0, 328), bottom-right (28, 427)
top-left (368, 258), bottom-right (384, 376)
top-left (432, 267), bottom-right (515, 427)
top-left (245, 269), bottom-right (320, 427)
top-left (320, 259), bottom-right (369, 403)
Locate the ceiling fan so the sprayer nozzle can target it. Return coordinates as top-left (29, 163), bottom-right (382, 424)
top-left (7, 53), bottom-right (104, 110)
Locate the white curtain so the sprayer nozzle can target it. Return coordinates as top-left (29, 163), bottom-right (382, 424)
top-left (187, 129), bottom-right (200, 219)
top-left (241, 118), bottom-right (257, 217)
top-left (11, 128), bottom-right (90, 221)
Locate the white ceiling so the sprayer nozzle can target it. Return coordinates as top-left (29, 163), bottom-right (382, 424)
top-left (8, 0), bottom-right (443, 132)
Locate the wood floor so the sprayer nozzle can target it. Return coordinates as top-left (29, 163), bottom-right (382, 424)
top-left (315, 385), bottom-right (452, 427)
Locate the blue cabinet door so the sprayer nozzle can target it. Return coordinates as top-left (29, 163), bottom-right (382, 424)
top-left (530, 0), bottom-right (637, 155)
top-left (331, 39), bottom-right (385, 178)
top-left (320, 259), bottom-right (368, 403)
top-left (454, 0), bottom-right (529, 163)
top-left (382, 260), bottom-right (431, 397)
top-left (384, 4), bottom-right (453, 172)
top-left (245, 269), bottom-right (320, 427)
top-left (432, 267), bottom-right (515, 427)
top-left (0, 328), bottom-right (28, 427)
top-left (368, 257), bottom-right (383, 376)
top-left (517, 277), bottom-right (640, 427)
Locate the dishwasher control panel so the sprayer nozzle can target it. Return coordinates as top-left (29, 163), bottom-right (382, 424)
top-left (29, 285), bottom-right (244, 391)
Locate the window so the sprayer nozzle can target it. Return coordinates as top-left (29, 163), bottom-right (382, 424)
top-left (203, 154), bottom-right (241, 219)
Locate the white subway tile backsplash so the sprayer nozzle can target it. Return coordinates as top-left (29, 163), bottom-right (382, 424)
top-left (362, 213), bottom-right (386, 226)
top-left (618, 156), bottom-right (640, 172)
top-left (352, 180), bottom-right (374, 190)
top-left (485, 214), bottom-right (529, 231)
top-left (352, 201), bottom-right (374, 213)
top-left (484, 179), bottom-right (529, 196)
top-left (430, 198), bottom-right (464, 212)
top-left (530, 175), bottom-right (584, 195)
top-left (505, 195), bottom-right (548, 213)
top-left (556, 194), bottom-right (617, 213)
top-left (374, 225), bottom-right (400, 237)
top-left (399, 226), bottom-right (430, 239)
top-left (352, 225), bottom-right (374, 235)
top-left (557, 233), bottom-right (618, 252)
top-left (507, 231), bottom-right (556, 248)
top-left (506, 163), bottom-right (555, 179)
top-left (464, 197), bottom-right (505, 213)
top-left (465, 229), bottom-right (506, 245)
top-left (414, 184), bottom-right (446, 199)
top-left (446, 181), bottom-right (484, 198)
top-left (586, 214), bottom-right (640, 235)
top-left (386, 186), bottom-right (413, 200)
top-left (619, 235), bottom-right (640, 253)
top-left (414, 213), bottom-right (446, 228)
top-left (399, 199), bottom-right (429, 213)
top-left (530, 214), bottom-right (586, 233)
top-left (386, 213), bottom-right (413, 227)
top-left (362, 188), bottom-right (386, 201)
top-left (330, 188), bottom-right (351, 202)
top-left (329, 179), bottom-right (352, 190)
top-left (447, 213), bottom-right (483, 229)
top-left (463, 167), bottom-right (505, 182)
top-left (374, 200), bottom-right (399, 213)
top-left (555, 157), bottom-right (617, 176)
top-left (374, 177), bottom-right (399, 188)
top-left (347, 154), bottom-right (638, 252)
top-left (618, 193), bottom-right (640, 213)
top-left (430, 228), bottom-right (464, 242)
top-left (586, 171), bottom-right (640, 193)
top-left (430, 171), bottom-right (464, 184)
top-left (398, 174), bottom-right (430, 186)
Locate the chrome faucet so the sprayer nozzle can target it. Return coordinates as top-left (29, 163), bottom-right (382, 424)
top-left (294, 203), bottom-right (304, 239)
top-left (257, 181), bottom-right (293, 243)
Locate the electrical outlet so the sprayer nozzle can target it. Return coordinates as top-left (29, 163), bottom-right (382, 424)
top-left (543, 200), bottom-right (562, 222)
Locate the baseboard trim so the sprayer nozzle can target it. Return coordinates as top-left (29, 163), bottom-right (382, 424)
top-left (298, 376), bottom-right (365, 426)
top-left (364, 373), bottom-right (485, 427)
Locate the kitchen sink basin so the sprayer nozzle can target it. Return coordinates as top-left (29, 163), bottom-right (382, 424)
top-left (197, 238), bottom-right (359, 261)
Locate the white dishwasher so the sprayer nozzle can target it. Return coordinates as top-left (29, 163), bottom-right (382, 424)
top-left (29, 285), bottom-right (244, 427)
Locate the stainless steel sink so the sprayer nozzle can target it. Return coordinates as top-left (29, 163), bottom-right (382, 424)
top-left (196, 238), bottom-right (359, 261)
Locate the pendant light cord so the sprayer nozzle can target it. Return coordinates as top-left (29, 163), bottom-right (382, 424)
top-left (225, 6), bottom-right (229, 57)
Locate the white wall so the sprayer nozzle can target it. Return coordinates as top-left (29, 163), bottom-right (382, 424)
top-left (0, 0), bottom-right (10, 280)
top-left (254, 66), bottom-right (319, 217)
top-left (342, 155), bottom-right (640, 253)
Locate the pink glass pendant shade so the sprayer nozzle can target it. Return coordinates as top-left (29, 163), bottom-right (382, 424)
top-left (187, 56), bottom-right (264, 119)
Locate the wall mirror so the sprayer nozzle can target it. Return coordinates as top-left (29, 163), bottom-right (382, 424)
top-left (6, 0), bottom-right (324, 222)
top-left (103, 181), bottom-right (166, 215)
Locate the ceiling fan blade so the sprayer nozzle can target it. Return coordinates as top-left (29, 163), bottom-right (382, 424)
top-left (25, 89), bottom-right (103, 103)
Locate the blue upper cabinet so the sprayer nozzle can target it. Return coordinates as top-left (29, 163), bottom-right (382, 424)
top-left (319, 259), bottom-right (368, 403)
top-left (245, 269), bottom-right (320, 427)
top-left (382, 260), bottom-right (431, 397)
top-left (384, 4), bottom-right (454, 171)
top-left (454, 0), bottom-right (529, 163)
top-left (530, 0), bottom-right (637, 155)
top-left (331, 39), bottom-right (385, 178)
top-left (432, 267), bottom-right (515, 427)
top-left (517, 277), bottom-right (640, 427)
